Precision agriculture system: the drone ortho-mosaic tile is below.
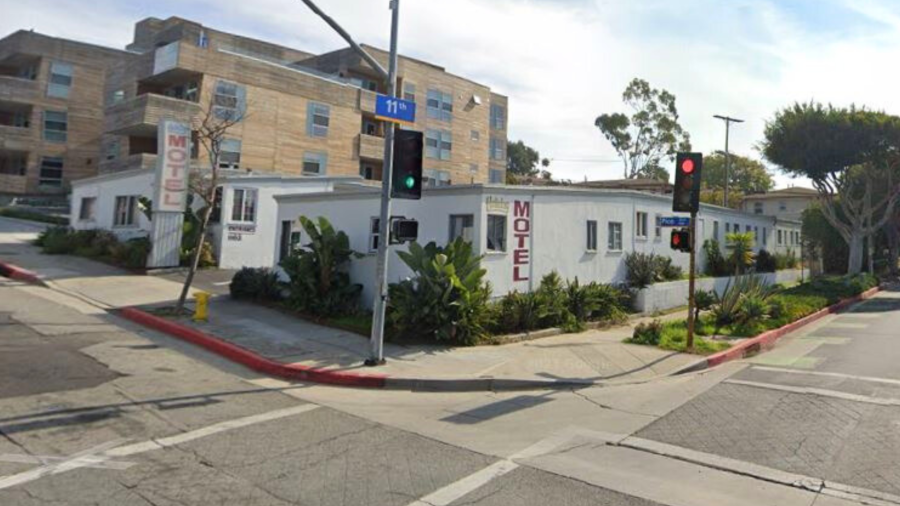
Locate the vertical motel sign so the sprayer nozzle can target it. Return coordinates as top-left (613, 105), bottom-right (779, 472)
top-left (154, 121), bottom-right (190, 211)
top-left (375, 94), bottom-right (416, 126)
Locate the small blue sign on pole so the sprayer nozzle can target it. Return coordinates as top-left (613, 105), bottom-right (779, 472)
top-left (375, 95), bottom-right (416, 126)
top-left (660, 216), bottom-right (691, 227)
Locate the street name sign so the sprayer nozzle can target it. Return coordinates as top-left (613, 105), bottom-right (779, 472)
top-left (375, 94), bottom-right (416, 125)
top-left (660, 216), bottom-right (691, 227)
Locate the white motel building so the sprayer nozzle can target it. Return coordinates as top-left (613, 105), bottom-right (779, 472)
top-left (70, 168), bottom-right (804, 308)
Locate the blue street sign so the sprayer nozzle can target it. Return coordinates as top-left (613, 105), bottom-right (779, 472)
top-left (375, 95), bottom-right (416, 125)
top-left (660, 216), bottom-right (691, 227)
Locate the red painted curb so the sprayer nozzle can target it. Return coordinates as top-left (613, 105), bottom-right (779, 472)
top-left (0, 260), bottom-right (42, 284)
top-left (704, 285), bottom-right (882, 369)
top-left (118, 307), bottom-right (388, 388)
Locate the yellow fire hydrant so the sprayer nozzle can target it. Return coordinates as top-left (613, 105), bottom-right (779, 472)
top-left (193, 291), bottom-right (211, 322)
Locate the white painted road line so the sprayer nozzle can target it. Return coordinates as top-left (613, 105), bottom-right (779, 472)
top-left (0, 404), bottom-right (321, 491)
top-left (0, 453), bottom-right (134, 470)
top-left (725, 379), bottom-right (900, 407)
top-left (751, 365), bottom-right (900, 387)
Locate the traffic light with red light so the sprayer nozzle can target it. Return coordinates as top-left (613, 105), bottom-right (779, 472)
top-left (671, 228), bottom-right (692, 253)
top-left (392, 130), bottom-right (423, 200)
top-left (673, 152), bottom-right (703, 213)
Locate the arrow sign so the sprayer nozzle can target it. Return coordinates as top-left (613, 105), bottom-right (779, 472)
top-left (660, 216), bottom-right (691, 227)
top-left (375, 94), bottom-right (416, 126)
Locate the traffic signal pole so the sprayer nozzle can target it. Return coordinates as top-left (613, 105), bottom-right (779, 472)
top-left (298, 0), bottom-right (399, 366)
top-left (686, 211), bottom-right (697, 351)
top-left (367, 0), bottom-right (401, 366)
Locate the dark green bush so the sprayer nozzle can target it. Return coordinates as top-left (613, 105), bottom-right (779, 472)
top-left (230, 267), bottom-right (282, 302)
top-left (755, 249), bottom-right (776, 273)
top-left (775, 250), bottom-right (799, 270)
top-left (37, 226), bottom-right (75, 254)
top-left (625, 252), bottom-right (683, 288)
top-left (703, 239), bottom-right (731, 277)
top-left (630, 319), bottom-right (663, 345)
top-left (111, 237), bottom-right (151, 269)
top-left (388, 238), bottom-right (492, 345)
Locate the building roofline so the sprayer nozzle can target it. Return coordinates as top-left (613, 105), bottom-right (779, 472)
top-left (217, 48), bottom-right (356, 88)
top-left (0, 29), bottom-right (136, 56)
top-left (71, 168), bottom-right (364, 188)
top-left (275, 183), bottom-right (791, 221)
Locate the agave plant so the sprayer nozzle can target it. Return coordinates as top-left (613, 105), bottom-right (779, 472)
top-left (711, 274), bottom-right (777, 330)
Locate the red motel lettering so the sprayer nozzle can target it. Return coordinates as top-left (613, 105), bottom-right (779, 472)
top-left (513, 200), bottom-right (530, 282)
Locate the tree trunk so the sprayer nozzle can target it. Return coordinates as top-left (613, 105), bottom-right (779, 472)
top-left (176, 204), bottom-right (214, 312)
top-left (847, 231), bottom-right (865, 275)
top-left (886, 217), bottom-right (900, 277)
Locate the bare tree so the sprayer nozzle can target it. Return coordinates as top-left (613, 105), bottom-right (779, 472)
top-left (175, 103), bottom-right (244, 313)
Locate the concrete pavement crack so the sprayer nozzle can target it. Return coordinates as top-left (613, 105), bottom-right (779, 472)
top-left (570, 390), bottom-right (657, 418)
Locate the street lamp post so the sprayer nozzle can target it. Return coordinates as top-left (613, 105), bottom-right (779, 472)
top-left (713, 115), bottom-right (744, 208)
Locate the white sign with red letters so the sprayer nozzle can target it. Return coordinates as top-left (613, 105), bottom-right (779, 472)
top-left (153, 121), bottom-right (190, 213)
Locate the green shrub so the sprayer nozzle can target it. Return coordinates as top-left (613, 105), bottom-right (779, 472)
top-left (180, 240), bottom-right (217, 268)
top-left (693, 289), bottom-right (717, 322)
top-left (230, 267), bottom-right (282, 302)
top-left (281, 216), bottom-right (362, 317)
top-left (583, 282), bottom-right (630, 323)
top-left (388, 238), bottom-right (492, 345)
top-left (703, 240), bottom-right (731, 277)
top-left (726, 232), bottom-right (755, 274)
top-left (775, 250), bottom-right (799, 270)
top-left (37, 226), bottom-right (75, 254)
top-left (712, 274), bottom-right (776, 328)
top-left (625, 252), bottom-right (682, 288)
top-left (535, 272), bottom-right (579, 331)
top-left (847, 272), bottom-right (878, 293)
top-left (111, 237), bottom-right (151, 269)
top-left (755, 249), bottom-right (776, 273)
top-left (492, 290), bottom-right (543, 334)
top-left (630, 319), bottom-right (663, 345)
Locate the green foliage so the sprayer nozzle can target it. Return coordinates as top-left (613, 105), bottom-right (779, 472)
top-left (594, 78), bottom-right (691, 180)
top-left (0, 207), bottom-right (68, 225)
top-left (702, 240), bottom-right (731, 277)
top-left (35, 226), bottom-right (150, 269)
top-left (630, 319), bottom-right (663, 346)
top-left (230, 267), bottom-right (282, 302)
top-left (774, 250), bottom-right (799, 270)
top-left (700, 151), bottom-right (775, 195)
top-left (725, 232), bottom-right (755, 274)
top-left (506, 140), bottom-right (541, 177)
top-left (492, 290), bottom-right (544, 334)
top-left (534, 272), bottom-right (579, 331)
top-left (755, 249), bottom-right (776, 273)
top-left (693, 289), bottom-right (717, 322)
top-left (624, 252), bottom-right (683, 288)
top-left (802, 203), bottom-right (849, 274)
top-left (712, 274), bottom-right (777, 328)
top-left (655, 320), bottom-right (732, 354)
top-left (281, 216), bottom-right (362, 317)
top-left (388, 238), bottom-right (492, 345)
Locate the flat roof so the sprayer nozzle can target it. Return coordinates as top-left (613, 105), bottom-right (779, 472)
top-left (71, 168), bottom-right (363, 187)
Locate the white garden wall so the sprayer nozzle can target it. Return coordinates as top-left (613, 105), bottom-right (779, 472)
top-left (634, 268), bottom-right (811, 314)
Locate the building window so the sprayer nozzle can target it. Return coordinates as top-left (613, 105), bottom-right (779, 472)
top-left (763, 227), bottom-right (768, 246)
top-left (636, 211), bottom-right (648, 239)
top-left (38, 157), bottom-right (64, 187)
top-left (424, 169), bottom-right (451, 187)
top-left (369, 217), bottom-right (380, 252)
top-left (725, 222), bottom-right (731, 234)
top-left (778, 229), bottom-right (783, 245)
top-left (43, 111), bottom-right (67, 142)
top-left (213, 80), bottom-right (244, 120)
top-left (104, 139), bottom-right (119, 161)
top-left (231, 188), bottom-right (257, 223)
top-left (489, 169), bottom-right (504, 184)
top-left (471, 130), bottom-right (480, 142)
top-left (12, 110), bottom-right (29, 128)
top-left (302, 152), bottom-right (328, 175)
top-left (426, 89), bottom-right (453, 122)
top-left (360, 164), bottom-right (377, 180)
top-left (47, 62), bottom-right (73, 99)
top-left (425, 130), bottom-right (452, 160)
top-left (403, 83), bottom-right (415, 102)
top-left (754, 202), bottom-right (764, 214)
top-left (113, 196), bottom-right (138, 227)
top-left (78, 197), bottom-right (96, 221)
top-left (734, 223), bottom-right (740, 234)
top-left (110, 90), bottom-right (125, 105)
top-left (754, 226), bottom-right (759, 245)
top-left (713, 221), bottom-right (720, 242)
top-left (779, 201), bottom-right (787, 211)
top-left (586, 220), bottom-right (598, 251)
top-left (219, 139), bottom-right (241, 169)
top-left (490, 104), bottom-right (505, 130)
top-left (486, 214), bottom-right (507, 252)
top-left (608, 222), bottom-right (623, 251)
top-left (449, 214), bottom-right (474, 243)
top-left (307, 102), bottom-right (330, 137)
top-left (654, 214), bottom-right (663, 239)
top-left (490, 137), bottom-right (505, 161)
top-left (0, 154), bottom-right (26, 176)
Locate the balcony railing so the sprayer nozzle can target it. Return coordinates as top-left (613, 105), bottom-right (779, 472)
top-left (359, 89), bottom-right (377, 114)
top-left (99, 153), bottom-right (159, 174)
top-left (358, 133), bottom-right (384, 161)
top-left (0, 75), bottom-right (39, 103)
top-left (0, 124), bottom-right (34, 148)
top-left (0, 173), bottom-right (28, 194)
top-left (104, 93), bottom-right (201, 135)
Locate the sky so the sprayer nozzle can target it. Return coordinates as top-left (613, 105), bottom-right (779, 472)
top-left (4, 0), bottom-right (900, 189)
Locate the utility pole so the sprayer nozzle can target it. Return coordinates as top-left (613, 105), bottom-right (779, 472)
top-left (298, 0), bottom-right (400, 366)
top-left (713, 115), bottom-right (743, 208)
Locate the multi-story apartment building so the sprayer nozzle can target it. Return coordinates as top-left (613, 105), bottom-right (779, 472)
top-left (0, 30), bottom-right (130, 196)
top-left (0, 16), bottom-right (509, 197)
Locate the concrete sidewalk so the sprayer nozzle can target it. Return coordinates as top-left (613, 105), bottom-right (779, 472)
top-left (0, 216), bottom-right (697, 389)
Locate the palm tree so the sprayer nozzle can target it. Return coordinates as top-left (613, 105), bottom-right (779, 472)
top-left (726, 232), bottom-right (755, 274)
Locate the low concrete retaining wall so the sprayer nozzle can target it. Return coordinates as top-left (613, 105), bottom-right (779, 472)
top-left (635, 269), bottom-right (809, 314)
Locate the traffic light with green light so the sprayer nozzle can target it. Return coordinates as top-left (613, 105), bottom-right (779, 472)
top-left (392, 130), bottom-right (423, 200)
top-left (673, 152), bottom-right (703, 213)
